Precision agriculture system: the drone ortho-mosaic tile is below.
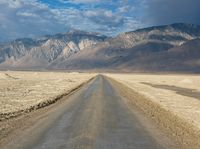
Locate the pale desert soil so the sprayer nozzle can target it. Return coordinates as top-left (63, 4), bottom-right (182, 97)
top-left (106, 74), bottom-right (200, 130)
top-left (0, 71), bottom-right (95, 114)
top-left (106, 73), bottom-right (200, 148)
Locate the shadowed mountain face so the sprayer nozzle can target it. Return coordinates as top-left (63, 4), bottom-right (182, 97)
top-left (0, 23), bottom-right (200, 72)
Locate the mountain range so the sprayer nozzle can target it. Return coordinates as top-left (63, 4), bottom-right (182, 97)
top-left (0, 23), bottom-right (200, 72)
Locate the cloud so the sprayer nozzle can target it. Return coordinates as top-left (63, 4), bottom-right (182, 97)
top-left (0, 0), bottom-right (68, 41)
top-left (143, 0), bottom-right (200, 25)
top-left (118, 6), bottom-right (131, 13)
top-left (84, 9), bottom-right (125, 27)
top-left (16, 12), bottom-right (38, 17)
top-left (0, 0), bottom-right (143, 41)
top-left (59, 0), bottom-right (100, 4)
top-left (1, 0), bottom-right (200, 42)
top-left (0, 0), bottom-right (22, 8)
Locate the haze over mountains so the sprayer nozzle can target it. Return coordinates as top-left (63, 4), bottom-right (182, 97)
top-left (0, 23), bottom-right (200, 72)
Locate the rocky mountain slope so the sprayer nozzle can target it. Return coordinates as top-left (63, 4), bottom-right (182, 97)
top-left (0, 30), bottom-right (107, 69)
top-left (0, 23), bottom-right (200, 72)
top-left (50, 23), bottom-right (200, 72)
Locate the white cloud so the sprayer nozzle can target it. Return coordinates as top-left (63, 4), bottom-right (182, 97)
top-left (84, 9), bottom-right (124, 27)
top-left (105, 11), bottom-right (113, 17)
top-left (0, 0), bottom-right (144, 41)
top-left (16, 12), bottom-right (38, 17)
top-left (118, 6), bottom-right (130, 13)
top-left (0, 0), bottom-right (22, 8)
top-left (0, 0), bottom-right (68, 41)
top-left (59, 0), bottom-right (100, 4)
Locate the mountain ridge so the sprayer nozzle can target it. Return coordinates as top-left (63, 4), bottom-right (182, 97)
top-left (0, 23), bottom-right (200, 72)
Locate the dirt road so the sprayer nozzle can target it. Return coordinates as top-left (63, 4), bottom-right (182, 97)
top-left (1, 75), bottom-right (178, 149)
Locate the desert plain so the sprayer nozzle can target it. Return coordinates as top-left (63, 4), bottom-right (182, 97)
top-left (106, 73), bottom-right (200, 129)
top-left (106, 73), bottom-right (200, 148)
top-left (0, 71), bottom-right (96, 114)
top-left (0, 71), bottom-right (200, 148)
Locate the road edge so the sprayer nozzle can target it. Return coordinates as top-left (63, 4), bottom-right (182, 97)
top-left (0, 75), bottom-right (98, 147)
top-left (106, 76), bottom-right (200, 149)
top-left (0, 76), bottom-right (96, 122)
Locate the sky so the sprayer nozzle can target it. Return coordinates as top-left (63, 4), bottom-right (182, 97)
top-left (0, 0), bottom-right (200, 42)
